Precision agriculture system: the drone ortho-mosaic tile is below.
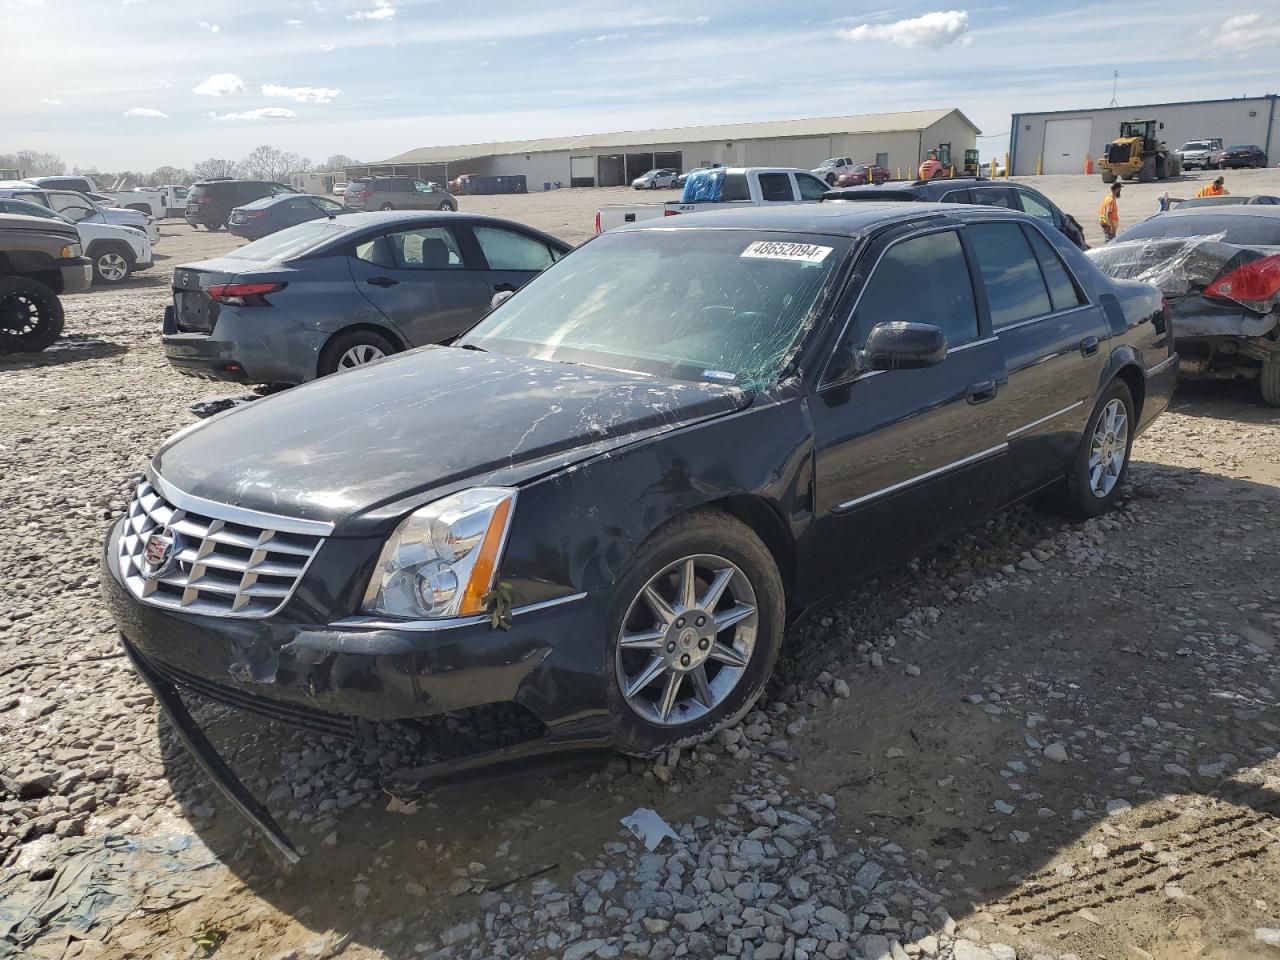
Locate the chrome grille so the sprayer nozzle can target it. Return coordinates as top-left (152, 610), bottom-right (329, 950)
top-left (117, 478), bottom-right (327, 618)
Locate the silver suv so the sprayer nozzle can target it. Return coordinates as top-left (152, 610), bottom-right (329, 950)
top-left (343, 176), bottom-right (457, 212)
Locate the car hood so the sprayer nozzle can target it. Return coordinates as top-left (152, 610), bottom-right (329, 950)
top-left (153, 347), bottom-right (748, 531)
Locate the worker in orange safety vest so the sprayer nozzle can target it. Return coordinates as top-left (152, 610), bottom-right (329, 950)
top-left (1099, 182), bottom-right (1122, 241)
top-left (1196, 176), bottom-right (1228, 198)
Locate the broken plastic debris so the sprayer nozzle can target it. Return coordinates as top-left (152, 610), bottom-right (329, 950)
top-left (620, 807), bottom-right (679, 851)
top-left (385, 796), bottom-right (420, 815)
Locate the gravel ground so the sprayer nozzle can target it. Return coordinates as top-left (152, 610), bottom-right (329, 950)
top-left (2, 171), bottom-right (1279, 959)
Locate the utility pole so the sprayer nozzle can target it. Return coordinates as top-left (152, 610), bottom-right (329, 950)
top-left (1109, 70), bottom-right (1119, 108)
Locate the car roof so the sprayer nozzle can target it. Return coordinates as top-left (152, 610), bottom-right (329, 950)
top-left (321, 210), bottom-right (571, 247)
top-left (1149, 205), bottom-right (1280, 220)
top-left (622, 201), bottom-right (994, 237)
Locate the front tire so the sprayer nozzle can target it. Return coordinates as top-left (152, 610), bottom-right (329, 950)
top-left (317, 328), bottom-right (398, 378)
top-left (0, 277), bottom-right (65, 353)
top-left (605, 511), bottom-right (784, 756)
top-left (1058, 380), bottom-right (1135, 518)
top-left (439, 200), bottom-right (456, 212)
top-left (91, 244), bottom-right (134, 284)
top-left (379, 202), bottom-right (396, 211)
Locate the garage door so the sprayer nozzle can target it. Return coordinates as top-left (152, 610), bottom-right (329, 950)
top-left (570, 156), bottom-right (595, 188)
top-left (1041, 118), bottom-right (1093, 175)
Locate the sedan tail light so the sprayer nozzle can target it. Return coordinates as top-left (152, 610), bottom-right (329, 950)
top-left (207, 281), bottom-right (287, 306)
top-left (663, 209), bottom-right (680, 217)
top-left (196, 196), bottom-right (213, 205)
top-left (1204, 254), bottom-right (1280, 307)
top-left (238, 210), bottom-right (266, 219)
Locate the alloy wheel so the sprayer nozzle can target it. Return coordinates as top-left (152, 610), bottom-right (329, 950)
top-left (1088, 398), bottom-right (1128, 498)
top-left (97, 253), bottom-right (129, 282)
top-left (615, 554), bottom-right (757, 727)
top-left (337, 343), bottom-right (386, 369)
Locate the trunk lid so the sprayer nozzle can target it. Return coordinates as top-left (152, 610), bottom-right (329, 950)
top-left (170, 257), bottom-right (268, 333)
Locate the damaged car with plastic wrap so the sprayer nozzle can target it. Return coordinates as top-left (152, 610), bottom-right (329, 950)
top-left (1088, 206), bottom-right (1280, 404)
top-left (101, 202), bottom-right (1177, 861)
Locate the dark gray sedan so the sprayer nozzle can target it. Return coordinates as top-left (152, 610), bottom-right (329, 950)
top-left (162, 212), bottom-right (570, 385)
top-left (227, 194), bottom-right (346, 240)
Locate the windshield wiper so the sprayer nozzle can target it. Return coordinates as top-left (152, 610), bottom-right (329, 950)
top-left (457, 342), bottom-right (486, 352)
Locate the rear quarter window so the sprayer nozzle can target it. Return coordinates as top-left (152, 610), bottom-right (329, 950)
top-left (1117, 214), bottom-right (1280, 246)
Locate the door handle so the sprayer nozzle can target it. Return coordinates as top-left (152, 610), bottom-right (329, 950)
top-left (1080, 336), bottom-right (1100, 357)
top-left (366, 276), bottom-right (398, 288)
top-left (967, 379), bottom-right (998, 404)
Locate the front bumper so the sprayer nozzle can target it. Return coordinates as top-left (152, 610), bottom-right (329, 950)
top-left (59, 258), bottom-right (93, 294)
top-left (100, 521), bottom-right (606, 731)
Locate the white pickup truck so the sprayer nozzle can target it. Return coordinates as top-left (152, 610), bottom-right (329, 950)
top-left (27, 176), bottom-right (171, 218)
top-left (595, 167), bottom-right (831, 234)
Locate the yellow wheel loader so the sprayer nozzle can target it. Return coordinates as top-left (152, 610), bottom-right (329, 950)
top-left (1099, 120), bottom-right (1182, 184)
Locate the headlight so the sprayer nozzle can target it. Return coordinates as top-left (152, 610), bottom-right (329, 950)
top-left (362, 487), bottom-right (516, 619)
top-left (60, 242), bottom-right (83, 259)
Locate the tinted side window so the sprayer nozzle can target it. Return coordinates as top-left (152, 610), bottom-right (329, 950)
top-left (379, 226), bottom-right (464, 269)
top-left (758, 173), bottom-right (793, 202)
top-left (1025, 226), bottom-right (1084, 312)
top-left (1016, 190), bottom-right (1060, 227)
top-left (795, 174), bottom-right (828, 201)
top-left (721, 174), bottom-right (749, 202)
top-left (972, 187), bottom-right (1017, 209)
top-left (848, 230), bottom-right (979, 352)
top-left (939, 189), bottom-right (970, 204)
top-left (473, 226), bottom-right (555, 271)
top-left (967, 222), bottom-right (1052, 328)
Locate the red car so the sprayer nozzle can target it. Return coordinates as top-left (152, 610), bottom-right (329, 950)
top-left (834, 164), bottom-right (890, 187)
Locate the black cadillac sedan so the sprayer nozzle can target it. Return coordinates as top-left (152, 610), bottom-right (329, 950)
top-left (102, 203), bottom-right (1175, 845)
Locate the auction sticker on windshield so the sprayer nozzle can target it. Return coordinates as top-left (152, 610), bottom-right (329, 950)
top-left (740, 241), bottom-right (833, 263)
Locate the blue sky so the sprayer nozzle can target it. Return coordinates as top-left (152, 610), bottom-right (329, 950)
top-left (2, 0), bottom-right (1277, 170)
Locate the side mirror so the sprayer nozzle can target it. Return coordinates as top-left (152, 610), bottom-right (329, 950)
top-left (490, 289), bottom-right (515, 310)
top-left (861, 322), bottom-right (948, 371)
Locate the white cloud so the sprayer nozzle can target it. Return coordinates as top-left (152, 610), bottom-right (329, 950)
top-left (193, 73), bottom-right (245, 96)
top-left (197, 20), bottom-right (220, 32)
top-left (7, 0), bottom-right (45, 5)
top-left (626, 15), bottom-right (710, 27)
top-left (346, 0), bottom-right (393, 20)
top-left (1212, 13), bottom-right (1280, 52)
top-left (287, 18), bottom-right (303, 26)
top-left (319, 43), bottom-right (336, 51)
top-left (211, 107), bottom-right (298, 121)
top-left (123, 107), bottom-right (168, 118)
top-left (39, 98), bottom-right (62, 105)
top-left (573, 33), bottom-right (626, 47)
top-left (838, 10), bottom-right (971, 49)
top-left (261, 83), bottom-right (343, 103)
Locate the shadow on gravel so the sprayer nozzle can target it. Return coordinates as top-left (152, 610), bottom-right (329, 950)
top-left (0, 336), bottom-right (126, 370)
top-left (1166, 379), bottom-right (1280, 425)
top-left (18, 456), bottom-right (1273, 958)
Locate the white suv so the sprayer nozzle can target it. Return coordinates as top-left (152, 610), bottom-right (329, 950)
top-left (812, 157), bottom-right (856, 185)
top-left (0, 195), bottom-right (153, 284)
top-left (1176, 139), bottom-right (1223, 171)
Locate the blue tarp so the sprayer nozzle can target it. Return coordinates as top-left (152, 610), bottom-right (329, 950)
top-left (681, 169), bottom-right (725, 204)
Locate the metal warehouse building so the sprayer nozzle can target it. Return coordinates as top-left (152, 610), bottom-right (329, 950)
top-left (1010, 94), bottom-right (1279, 176)
top-left (349, 108), bottom-right (979, 187)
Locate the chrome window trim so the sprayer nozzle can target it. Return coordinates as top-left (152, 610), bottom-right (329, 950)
top-left (148, 469), bottom-right (335, 537)
top-left (336, 591), bottom-right (589, 632)
top-left (994, 304), bottom-right (1093, 334)
top-left (1006, 400), bottom-right (1084, 439)
top-left (947, 335), bottom-right (998, 354)
top-left (818, 222), bottom-right (976, 390)
top-left (834, 442), bottom-right (1009, 512)
top-left (1146, 354), bottom-right (1177, 376)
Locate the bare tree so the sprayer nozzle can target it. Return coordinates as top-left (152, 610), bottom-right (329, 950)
top-left (192, 158), bottom-right (242, 180)
top-left (323, 154), bottom-right (359, 172)
top-left (150, 165), bottom-right (195, 186)
top-left (0, 149), bottom-right (66, 177)
top-left (240, 145), bottom-right (311, 182)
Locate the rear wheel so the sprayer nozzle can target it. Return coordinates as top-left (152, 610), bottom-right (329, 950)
top-left (318, 328), bottom-right (398, 377)
top-left (1138, 157), bottom-right (1155, 183)
top-left (605, 511), bottom-right (784, 756)
top-left (1260, 358), bottom-right (1280, 407)
top-left (1056, 380), bottom-right (1135, 518)
top-left (0, 277), bottom-right (65, 353)
top-left (439, 200), bottom-right (456, 212)
top-left (379, 202), bottom-right (395, 211)
top-left (91, 244), bottom-right (134, 284)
